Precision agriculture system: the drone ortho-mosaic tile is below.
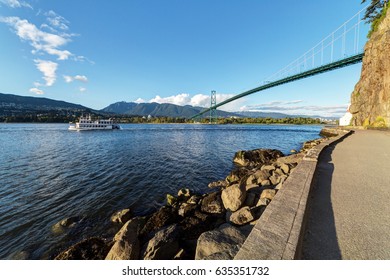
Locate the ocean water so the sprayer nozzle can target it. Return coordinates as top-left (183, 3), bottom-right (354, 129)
top-left (0, 123), bottom-right (322, 259)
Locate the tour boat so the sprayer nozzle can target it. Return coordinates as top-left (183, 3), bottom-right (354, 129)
top-left (68, 115), bottom-right (121, 131)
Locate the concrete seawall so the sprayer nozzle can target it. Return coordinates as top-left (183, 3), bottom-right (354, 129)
top-left (234, 129), bottom-right (352, 260)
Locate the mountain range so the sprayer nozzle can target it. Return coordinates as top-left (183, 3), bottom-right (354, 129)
top-left (0, 92), bottom-right (336, 119)
top-left (101, 101), bottom-right (241, 118)
top-left (0, 92), bottom-right (91, 116)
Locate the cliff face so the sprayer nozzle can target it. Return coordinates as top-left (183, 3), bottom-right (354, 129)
top-left (350, 7), bottom-right (390, 127)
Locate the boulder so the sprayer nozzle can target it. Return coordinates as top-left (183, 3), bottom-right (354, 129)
top-left (201, 191), bottom-right (225, 214)
top-left (51, 216), bottom-right (81, 234)
top-left (187, 195), bottom-right (202, 205)
top-left (208, 180), bottom-right (228, 189)
top-left (245, 184), bottom-right (260, 192)
top-left (59, 216), bottom-right (81, 227)
top-left (178, 203), bottom-right (197, 217)
top-left (260, 189), bottom-right (277, 200)
top-left (233, 149), bottom-right (284, 167)
top-left (251, 205), bottom-right (266, 220)
top-left (256, 197), bottom-right (271, 207)
top-left (275, 175), bottom-right (288, 190)
top-left (246, 175), bottom-right (257, 185)
top-left (177, 188), bottom-right (191, 200)
top-left (302, 139), bottom-right (322, 151)
top-left (139, 206), bottom-right (180, 239)
top-left (105, 218), bottom-right (142, 260)
top-left (254, 169), bottom-right (271, 182)
top-left (110, 209), bottom-right (132, 225)
top-left (246, 184), bottom-right (267, 195)
top-left (142, 224), bottom-right (180, 260)
top-left (244, 192), bottom-right (258, 207)
top-left (275, 181), bottom-right (284, 190)
top-left (226, 173), bottom-right (240, 184)
top-left (319, 128), bottom-right (339, 138)
top-left (276, 153), bottom-right (302, 166)
top-left (226, 168), bottom-right (250, 184)
top-left (269, 174), bottom-right (281, 185)
top-left (195, 224), bottom-right (246, 260)
top-left (202, 251), bottom-right (234, 260)
top-left (9, 251), bottom-right (29, 260)
top-left (55, 237), bottom-right (111, 260)
top-left (229, 206), bottom-right (254, 225)
top-left (179, 210), bottom-right (223, 240)
top-left (166, 194), bottom-right (177, 206)
top-left (260, 180), bottom-right (271, 187)
top-left (274, 168), bottom-right (285, 177)
top-left (221, 184), bottom-right (246, 212)
top-left (279, 174), bottom-right (288, 183)
top-left (261, 164), bottom-right (276, 172)
top-left (280, 163), bottom-right (290, 174)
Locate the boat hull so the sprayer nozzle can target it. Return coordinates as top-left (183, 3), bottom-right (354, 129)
top-left (68, 125), bottom-right (121, 131)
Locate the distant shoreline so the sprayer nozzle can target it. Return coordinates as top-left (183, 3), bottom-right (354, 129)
top-left (0, 121), bottom-right (328, 126)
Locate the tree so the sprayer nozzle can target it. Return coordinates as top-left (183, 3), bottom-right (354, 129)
top-left (362, 0), bottom-right (388, 23)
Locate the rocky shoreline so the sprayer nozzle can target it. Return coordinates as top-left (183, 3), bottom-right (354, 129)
top-left (53, 129), bottom-right (335, 260)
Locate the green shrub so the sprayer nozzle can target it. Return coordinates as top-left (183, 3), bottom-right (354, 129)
top-left (368, 4), bottom-right (389, 38)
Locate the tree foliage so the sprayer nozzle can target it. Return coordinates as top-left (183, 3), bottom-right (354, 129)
top-left (362, 0), bottom-right (388, 23)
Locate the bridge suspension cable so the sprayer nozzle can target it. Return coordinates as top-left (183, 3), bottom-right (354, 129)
top-left (191, 5), bottom-right (369, 120)
top-left (265, 6), bottom-right (367, 83)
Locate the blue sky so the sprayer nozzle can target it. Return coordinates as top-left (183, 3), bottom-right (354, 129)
top-left (0, 0), bottom-right (369, 116)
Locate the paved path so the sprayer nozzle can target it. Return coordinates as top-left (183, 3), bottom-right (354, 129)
top-left (302, 129), bottom-right (390, 259)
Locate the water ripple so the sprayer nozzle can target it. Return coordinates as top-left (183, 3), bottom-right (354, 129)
top-left (0, 123), bottom-right (322, 259)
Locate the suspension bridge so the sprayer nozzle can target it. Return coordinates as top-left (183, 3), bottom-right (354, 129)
top-left (191, 6), bottom-right (369, 122)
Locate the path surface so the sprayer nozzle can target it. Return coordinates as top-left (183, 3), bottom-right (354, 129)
top-left (302, 129), bottom-right (390, 259)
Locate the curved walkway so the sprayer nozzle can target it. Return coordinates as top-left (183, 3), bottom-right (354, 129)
top-left (302, 129), bottom-right (390, 259)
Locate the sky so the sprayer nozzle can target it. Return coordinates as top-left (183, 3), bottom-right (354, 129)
top-left (0, 0), bottom-right (370, 117)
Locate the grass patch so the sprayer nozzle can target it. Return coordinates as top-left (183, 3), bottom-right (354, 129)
top-left (368, 4), bottom-right (389, 38)
top-left (372, 116), bottom-right (387, 128)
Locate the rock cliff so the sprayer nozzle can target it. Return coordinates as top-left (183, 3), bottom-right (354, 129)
top-left (350, 6), bottom-right (390, 127)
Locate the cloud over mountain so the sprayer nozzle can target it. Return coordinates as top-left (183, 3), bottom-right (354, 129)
top-left (135, 93), bottom-right (244, 112)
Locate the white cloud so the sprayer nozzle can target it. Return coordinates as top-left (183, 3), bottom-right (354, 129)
top-left (45, 48), bottom-right (72, 60)
top-left (0, 0), bottom-right (32, 9)
top-left (240, 100), bottom-right (304, 110)
top-left (74, 75), bottom-right (88, 82)
top-left (134, 98), bottom-right (146, 103)
top-left (150, 93), bottom-right (191, 106)
top-left (134, 93), bottom-right (244, 111)
top-left (29, 87), bottom-right (44, 95)
top-left (63, 74), bottom-right (88, 83)
top-left (45, 10), bottom-right (69, 31)
top-left (79, 87), bottom-right (87, 92)
top-left (34, 59), bottom-right (58, 86)
top-left (75, 55), bottom-right (95, 64)
top-left (0, 16), bottom-right (73, 60)
top-left (239, 101), bottom-right (348, 117)
top-left (63, 75), bottom-right (73, 83)
top-left (190, 94), bottom-right (210, 107)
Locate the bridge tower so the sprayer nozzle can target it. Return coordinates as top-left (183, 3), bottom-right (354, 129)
top-left (210, 90), bottom-right (217, 124)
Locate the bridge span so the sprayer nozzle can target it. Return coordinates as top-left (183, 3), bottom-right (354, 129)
top-left (191, 6), bottom-right (368, 120)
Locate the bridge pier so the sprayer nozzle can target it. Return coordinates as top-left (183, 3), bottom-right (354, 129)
top-left (209, 90), bottom-right (217, 124)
